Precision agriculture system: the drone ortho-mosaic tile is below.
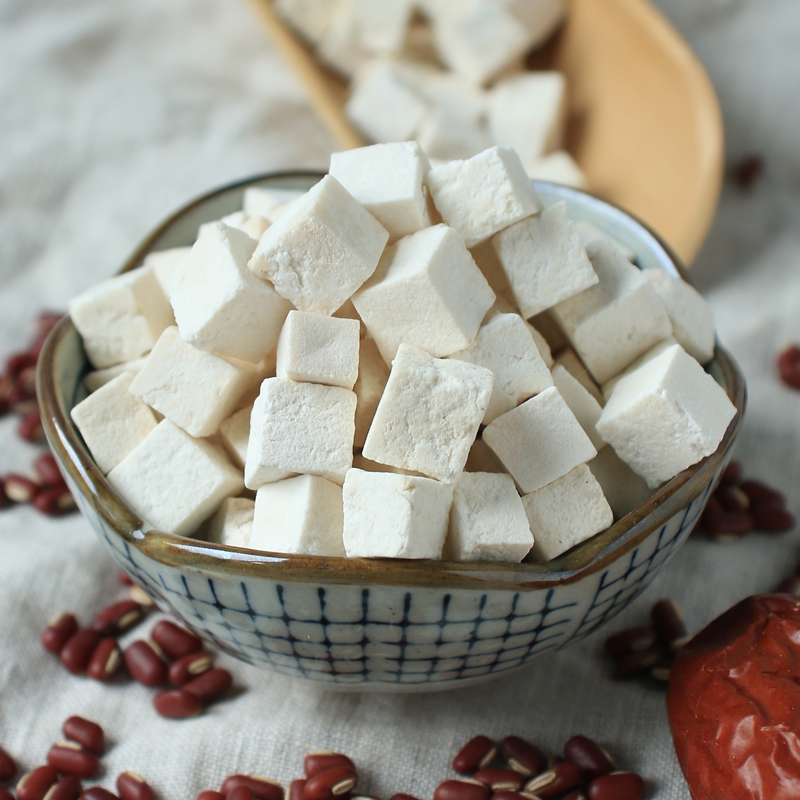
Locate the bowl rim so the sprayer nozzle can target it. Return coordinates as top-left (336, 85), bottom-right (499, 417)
top-left (37, 171), bottom-right (746, 591)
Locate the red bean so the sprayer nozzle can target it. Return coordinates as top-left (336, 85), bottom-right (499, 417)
top-left (6, 352), bottom-right (37, 378)
top-left (38, 311), bottom-right (65, 336)
top-left (777, 577), bottom-right (800, 596)
top-left (433, 780), bottom-right (491, 800)
top-left (753, 507), bottom-right (795, 533)
top-left (4, 474), bottom-right (40, 503)
top-left (228, 790), bottom-right (255, 800)
top-left (303, 767), bottom-right (356, 800)
top-left (472, 770), bottom-right (524, 791)
top-left (60, 630), bottom-right (102, 674)
top-left (777, 345), bottom-right (800, 390)
top-left (388, 795), bottom-right (423, 800)
top-left (499, 736), bottom-right (546, 777)
top-left (47, 743), bottom-right (99, 779)
top-left (150, 620), bottom-right (202, 660)
top-left (33, 487), bottom-right (76, 516)
top-left (703, 511), bottom-right (754, 538)
top-left (452, 736), bottom-right (497, 774)
top-left (91, 601), bottom-right (145, 637)
top-left (0, 745), bottom-right (17, 781)
top-left (220, 776), bottom-right (283, 800)
top-left (41, 612), bottom-right (79, 654)
top-left (168, 652), bottom-right (214, 686)
top-left (123, 641), bottom-right (168, 687)
top-left (17, 766), bottom-right (59, 800)
top-left (523, 762), bottom-right (583, 799)
top-left (80, 789), bottom-right (119, 800)
top-left (719, 460), bottom-right (742, 485)
top-left (87, 637), bottom-right (123, 682)
top-left (33, 454), bottom-right (66, 488)
top-left (63, 717), bottom-right (105, 755)
top-left (587, 772), bottom-right (645, 800)
top-left (563, 736), bottom-right (614, 779)
top-left (287, 780), bottom-right (307, 800)
top-left (603, 626), bottom-right (656, 659)
top-left (117, 771), bottom-right (157, 800)
top-left (7, 381), bottom-right (37, 415)
top-left (118, 570), bottom-right (134, 586)
top-left (612, 646), bottom-right (663, 679)
top-left (153, 689), bottom-right (203, 719)
top-left (0, 788), bottom-right (14, 800)
top-left (304, 754), bottom-right (356, 780)
top-left (650, 600), bottom-right (686, 647)
top-left (488, 793), bottom-right (526, 800)
top-left (715, 485), bottom-right (749, 513)
top-left (739, 480), bottom-right (785, 508)
top-left (43, 776), bottom-right (83, 800)
top-left (196, 793), bottom-right (224, 800)
top-left (17, 410), bottom-right (45, 442)
top-left (128, 586), bottom-right (155, 608)
top-left (560, 793), bottom-right (587, 800)
top-left (183, 668), bottom-right (231, 702)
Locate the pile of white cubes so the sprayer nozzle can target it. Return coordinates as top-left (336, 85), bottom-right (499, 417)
top-left (68, 141), bottom-right (736, 565)
top-left (275, 0), bottom-right (584, 188)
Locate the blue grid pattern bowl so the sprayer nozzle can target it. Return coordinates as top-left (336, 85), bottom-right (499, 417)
top-left (37, 173), bottom-right (746, 692)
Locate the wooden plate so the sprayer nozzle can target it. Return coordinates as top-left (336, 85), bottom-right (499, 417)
top-left (246, 0), bottom-right (724, 265)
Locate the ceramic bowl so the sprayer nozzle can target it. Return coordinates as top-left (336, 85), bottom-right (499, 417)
top-left (37, 173), bottom-right (745, 692)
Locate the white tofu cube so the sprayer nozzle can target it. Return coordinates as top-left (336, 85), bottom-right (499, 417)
top-left (329, 142), bottom-right (431, 240)
top-left (471, 241), bottom-right (515, 307)
top-left (84, 357), bottom-right (148, 393)
top-left (238, 216), bottom-right (271, 240)
top-left (352, 453), bottom-right (422, 475)
top-left (464, 436), bottom-right (506, 473)
top-left (250, 475), bottom-right (345, 557)
top-left (426, 147), bottom-right (542, 248)
top-left (275, 0), bottom-right (338, 44)
top-left (449, 312), bottom-right (553, 423)
top-left (352, 224), bottom-right (495, 363)
top-left (433, 0), bottom-right (535, 86)
top-left (587, 447), bottom-right (652, 520)
top-left (354, 337), bottom-right (391, 448)
top-left (418, 106), bottom-right (492, 162)
top-left (488, 72), bottom-right (567, 166)
top-left (530, 308), bottom-right (569, 353)
top-left (346, 60), bottom-right (429, 143)
top-left (342, 468), bottom-right (453, 558)
top-left (446, 472), bottom-right (532, 561)
top-left (71, 373), bottom-right (158, 474)
top-left (596, 344), bottom-right (737, 488)
top-left (492, 200), bottom-right (598, 318)
top-left (318, 0), bottom-right (371, 78)
top-left (551, 240), bottom-right (673, 384)
top-left (522, 464), bottom-right (613, 561)
top-left (483, 385), bottom-right (597, 493)
top-left (70, 265), bottom-right (174, 368)
top-left (363, 344), bottom-right (493, 482)
top-left (207, 497), bottom-right (254, 549)
top-left (353, 0), bottom-right (414, 54)
top-left (553, 348), bottom-right (604, 403)
top-left (243, 187), bottom-right (306, 220)
top-left (526, 151), bottom-right (587, 189)
top-left (218, 405), bottom-right (251, 468)
top-left (144, 247), bottom-right (192, 300)
top-left (643, 269), bottom-right (716, 364)
top-left (576, 221), bottom-right (636, 263)
top-left (276, 311), bottom-right (360, 389)
top-left (245, 378), bottom-right (356, 488)
top-left (248, 175), bottom-right (389, 316)
top-left (526, 322), bottom-right (553, 368)
top-left (551, 365), bottom-right (605, 450)
top-left (108, 420), bottom-right (243, 537)
top-left (503, 0), bottom-right (566, 49)
top-left (129, 327), bottom-right (255, 438)
top-left (333, 299), bottom-right (367, 338)
top-left (171, 223), bottom-right (291, 364)
top-left (601, 336), bottom-right (678, 399)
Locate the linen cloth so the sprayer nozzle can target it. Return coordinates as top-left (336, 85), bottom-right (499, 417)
top-left (1, 1), bottom-right (799, 797)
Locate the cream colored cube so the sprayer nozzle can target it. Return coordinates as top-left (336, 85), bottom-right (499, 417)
top-left (526, 151), bottom-right (587, 189)
top-left (464, 436), bottom-right (506, 473)
top-left (363, 344), bottom-right (493, 482)
top-left (446, 472), bottom-right (533, 562)
top-left (492, 200), bottom-right (598, 318)
top-left (587, 447), bottom-right (652, 520)
top-left (522, 464), bottom-right (613, 562)
top-left (352, 224), bottom-right (495, 363)
top-left (317, 0), bottom-right (371, 78)
top-left (71, 373), bottom-right (158, 474)
top-left (425, 147), bottom-right (542, 248)
top-left (207, 497), bottom-right (254, 549)
top-left (596, 344), bottom-right (737, 488)
top-left (243, 187), bottom-right (306, 220)
top-left (218, 405), bottom-right (251, 468)
top-left (84, 357), bottom-right (148, 393)
top-left (144, 247), bottom-right (192, 300)
top-left (471, 238), bottom-right (513, 304)
top-left (553, 348), bottom-right (604, 403)
top-left (275, 0), bottom-right (338, 43)
top-left (449, 312), bottom-right (553, 423)
top-left (70, 265), bottom-right (174, 368)
top-left (250, 475), bottom-right (345, 557)
top-left (551, 365), bottom-right (605, 450)
top-left (245, 378), bottom-right (356, 489)
top-left (643, 269), bottom-right (716, 364)
top-left (576, 220), bottom-right (636, 262)
top-left (172, 223), bottom-right (291, 364)
top-left (249, 175), bottom-right (389, 316)
top-left (418, 106), bottom-right (492, 162)
top-left (488, 72), bottom-right (567, 167)
top-left (601, 336), bottom-right (678, 399)
top-left (342, 468), bottom-right (453, 559)
top-left (483, 385), bottom-right (597, 493)
top-left (527, 322), bottom-right (553, 368)
top-left (353, 0), bottom-right (414, 54)
top-left (551, 240), bottom-right (673, 384)
top-left (276, 311), bottom-right (360, 389)
top-left (329, 142), bottom-right (431, 241)
top-left (129, 327), bottom-right (255, 438)
top-left (354, 338), bottom-right (391, 448)
top-left (504, 0), bottom-right (566, 49)
top-left (108, 420), bottom-right (244, 537)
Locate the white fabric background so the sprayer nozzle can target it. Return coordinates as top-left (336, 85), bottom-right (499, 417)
top-left (1, 1), bottom-right (799, 798)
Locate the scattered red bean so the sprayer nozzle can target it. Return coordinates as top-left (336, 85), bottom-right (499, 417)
top-left (720, 460), bottom-right (742, 485)
top-left (150, 620), bottom-right (202, 660)
top-left (703, 511), bottom-right (754, 539)
top-left (731, 154), bottom-right (764, 189)
top-left (5, 352), bottom-right (36, 378)
top-left (63, 717), bottom-right (105, 755)
top-left (87, 637), bottom-right (123, 682)
top-left (754, 507), bottom-right (795, 532)
top-left (80, 789), bottom-right (119, 800)
top-left (92, 601), bottom-right (145, 637)
top-left (499, 736), bottom-right (545, 777)
top-left (116, 771), bottom-right (156, 800)
top-left (43, 776), bottom-right (83, 800)
top-left (128, 587), bottom-right (155, 608)
top-left (32, 453), bottom-right (65, 487)
top-left (650, 599), bottom-right (687, 647)
top-left (152, 688), bottom-right (203, 719)
top-left (47, 743), bottom-right (99, 779)
top-left (303, 766), bottom-right (356, 800)
top-left (602, 626), bottom-right (656, 659)
top-left (488, 793), bottom-right (525, 800)
top-left (227, 789), bottom-right (256, 800)
top-left (740, 479), bottom-right (785, 508)
top-left (524, 761), bottom-right (583, 799)
top-left (472, 770), bottom-right (524, 792)
top-left (612, 645), bottom-right (663, 679)
top-left (118, 571), bottom-right (135, 586)
top-left (388, 795), bottom-right (423, 800)
top-left (123, 641), bottom-right (168, 687)
top-left (587, 772), bottom-right (645, 800)
top-left (778, 344), bottom-right (800, 390)
top-left (60, 630), bottom-right (103, 674)
top-left (17, 766), bottom-right (59, 800)
top-left (434, 780), bottom-right (491, 800)
top-left (452, 736), bottom-right (497, 775)
top-left (41, 612), bottom-right (79, 654)
top-left (287, 780), bottom-right (307, 800)
top-left (560, 793), bottom-right (588, 800)
top-left (33, 487), bottom-right (76, 517)
top-left (563, 736), bottom-right (614, 780)
top-left (304, 754), bottom-right (357, 780)
top-left (183, 668), bottom-right (232, 702)
top-left (777, 576), bottom-right (800, 596)
top-left (196, 793), bottom-right (224, 800)
top-left (220, 776), bottom-right (283, 800)
top-left (168, 652), bottom-right (214, 686)
top-left (17, 410), bottom-right (45, 442)
top-left (715, 485), bottom-right (749, 513)
top-left (0, 745), bottom-right (17, 781)
top-left (4, 474), bottom-right (40, 504)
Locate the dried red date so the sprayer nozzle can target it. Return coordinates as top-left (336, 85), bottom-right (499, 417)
top-left (63, 717), bottom-right (104, 755)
